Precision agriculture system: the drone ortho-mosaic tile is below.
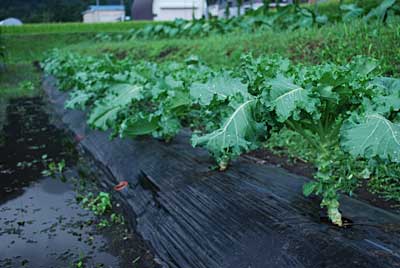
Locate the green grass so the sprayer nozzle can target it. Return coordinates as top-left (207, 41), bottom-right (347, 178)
top-left (1, 20), bottom-right (158, 35)
top-left (369, 175), bottom-right (400, 203)
top-left (3, 19), bottom-right (398, 76)
top-left (2, 0), bottom-right (397, 67)
top-left (66, 19), bottom-right (400, 76)
top-left (0, 64), bottom-right (41, 98)
top-left (3, 32), bottom-right (95, 64)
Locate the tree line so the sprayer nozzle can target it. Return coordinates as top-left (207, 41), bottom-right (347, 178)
top-left (0, 0), bottom-right (133, 23)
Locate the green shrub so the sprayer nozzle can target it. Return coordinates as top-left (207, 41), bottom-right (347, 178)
top-left (316, 0), bottom-right (398, 21)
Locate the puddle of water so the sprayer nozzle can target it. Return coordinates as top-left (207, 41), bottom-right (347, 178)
top-left (0, 98), bottom-right (74, 204)
top-left (0, 177), bottom-right (119, 268)
top-left (0, 98), bottom-right (157, 268)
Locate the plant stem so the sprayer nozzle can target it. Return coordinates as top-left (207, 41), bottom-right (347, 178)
top-left (286, 120), bottom-right (320, 150)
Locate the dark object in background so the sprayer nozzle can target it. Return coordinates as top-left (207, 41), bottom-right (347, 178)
top-left (131, 0), bottom-right (154, 20)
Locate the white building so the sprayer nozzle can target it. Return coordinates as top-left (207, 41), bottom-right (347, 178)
top-left (83, 5), bottom-right (125, 23)
top-left (132, 0), bottom-right (207, 21)
top-left (153, 0), bottom-right (207, 21)
top-left (209, 0), bottom-right (293, 18)
top-left (131, 0), bottom-right (308, 21)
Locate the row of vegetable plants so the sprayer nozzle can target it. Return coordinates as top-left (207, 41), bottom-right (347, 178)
top-left (95, 0), bottom-right (399, 42)
top-left (42, 50), bottom-right (400, 227)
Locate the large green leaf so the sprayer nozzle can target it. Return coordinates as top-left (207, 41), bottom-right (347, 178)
top-left (371, 95), bottom-right (400, 115)
top-left (153, 88), bottom-right (191, 140)
top-left (266, 74), bottom-right (318, 121)
top-left (341, 114), bottom-right (400, 163)
top-left (65, 90), bottom-right (94, 110)
top-left (340, 4), bottom-right (364, 22)
top-left (164, 90), bottom-right (191, 111)
top-left (367, 77), bottom-right (400, 115)
top-left (88, 84), bottom-right (142, 131)
top-left (192, 99), bottom-right (262, 169)
top-left (190, 72), bottom-right (248, 105)
top-left (365, 0), bottom-right (397, 22)
top-left (120, 116), bottom-right (159, 138)
top-left (370, 77), bottom-right (400, 94)
top-left (351, 56), bottom-right (378, 77)
top-left (152, 76), bottom-right (183, 98)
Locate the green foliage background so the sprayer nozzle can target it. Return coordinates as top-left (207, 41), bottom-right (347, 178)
top-left (0, 0), bottom-right (391, 23)
top-left (0, 0), bottom-right (133, 23)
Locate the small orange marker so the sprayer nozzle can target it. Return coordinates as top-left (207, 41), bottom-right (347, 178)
top-left (114, 181), bottom-right (129, 191)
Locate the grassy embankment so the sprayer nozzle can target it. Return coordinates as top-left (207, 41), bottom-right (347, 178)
top-left (3, 0), bottom-right (397, 64)
top-left (68, 20), bottom-right (400, 76)
top-left (4, 19), bottom-right (398, 74)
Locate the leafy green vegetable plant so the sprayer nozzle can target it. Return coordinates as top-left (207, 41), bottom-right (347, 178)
top-left (364, 0), bottom-right (399, 22)
top-left (92, 1), bottom-right (399, 43)
top-left (189, 55), bottom-right (395, 225)
top-left (77, 191), bottom-right (125, 228)
top-left (94, 3), bottom-right (328, 43)
top-left (340, 4), bottom-right (364, 22)
top-left (191, 56), bottom-right (399, 225)
top-left (42, 160), bottom-right (66, 177)
top-left (42, 50), bottom-right (400, 226)
top-left (81, 192), bottom-right (112, 216)
top-left (43, 50), bottom-right (212, 141)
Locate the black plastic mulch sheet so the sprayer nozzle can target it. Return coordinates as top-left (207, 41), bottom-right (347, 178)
top-left (43, 77), bottom-right (400, 268)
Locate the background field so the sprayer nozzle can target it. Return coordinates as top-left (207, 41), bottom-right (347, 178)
top-left (2, 0), bottom-right (399, 143)
top-left (3, 19), bottom-right (400, 74)
top-left (2, 0), bottom-right (399, 128)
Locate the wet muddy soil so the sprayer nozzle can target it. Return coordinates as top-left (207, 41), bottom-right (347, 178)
top-left (0, 98), bottom-right (158, 268)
